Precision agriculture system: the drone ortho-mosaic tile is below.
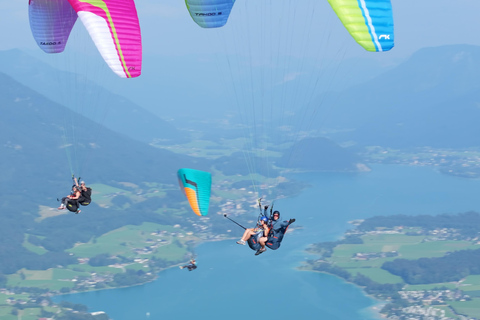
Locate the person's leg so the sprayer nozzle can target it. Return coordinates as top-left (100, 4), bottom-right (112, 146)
top-left (237, 228), bottom-right (255, 244)
top-left (242, 228), bottom-right (257, 241)
top-left (58, 197), bottom-right (68, 209)
top-left (259, 236), bottom-right (268, 249)
top-left (255, 237), bottom-right (268, 255)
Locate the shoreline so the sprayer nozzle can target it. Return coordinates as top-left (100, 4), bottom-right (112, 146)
top-left (296, 267), bottom-right (387, 319)
top-left (52, 236), bottom-right (238, 299)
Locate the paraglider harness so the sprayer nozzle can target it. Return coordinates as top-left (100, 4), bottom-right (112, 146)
top-left (180, 256), bottom-right (197, 271)
top-left (63, 177), bottom-right (80, 213)
top-left (246, 199), bottom-right (290, 251)
top-left (265, 210), bottom-right (291, 250)
top-left (58, 175), bottom-right (92, 212)
top-left (74, 175), bottom-right (92, 206)
top-left (183, 263), bottom-right (197, 271)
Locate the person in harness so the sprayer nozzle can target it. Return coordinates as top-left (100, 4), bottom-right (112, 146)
top-left (236, 216), bottom-right (270, 249)
top-left (179, 259), bottom-right (197, 271)
top-left (230, 200), bottom-right (295, 256)
top-left (75, 177), bottom-right (92, 206)
top-left (251, 216), bottom-right (270, 256)
top-left (253, 209), bottom-right (295, 255)
top-left (265, 211), bottom-right (295, 250)
top-left (58, 185), bottom-right (82, 214)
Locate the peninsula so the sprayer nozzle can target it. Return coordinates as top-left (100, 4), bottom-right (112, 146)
top-left (302, 212), bottom-right (480, 320)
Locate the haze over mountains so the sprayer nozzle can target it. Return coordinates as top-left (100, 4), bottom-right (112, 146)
top-left (0, 71), bottom-right (207, 204)
top-left (2, 43), bottom-right (478, 196)
top-left (0, 49), bottom-right (188, 145)
top-left (2, 44), bottom-right (478, 197)
top-left (314, 45), bottom-right (480, 148)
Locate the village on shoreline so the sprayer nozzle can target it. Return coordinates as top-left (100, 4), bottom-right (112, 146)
top-left (302, 214), bottom-right (480, 320)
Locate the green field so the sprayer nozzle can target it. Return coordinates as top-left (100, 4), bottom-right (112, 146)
top-left (65, 265), bottom-right (123, 274)
top-left (22, 235), bottom-right (47, 255)
top-left (461, 275), bottom-right (480, 292)
top-left (327, 232), bottom-right (480, 291)
top-left (67, 222), bottom-right (183, 258)
top-left (151, 241), bottom-right (189, 261)
top-left (449, 298), bottom-right (480, 318)
top-left (152, 138), bottom-right (284, 160)
top-left (152, 139), bottom-right (239, 159)
top-left (0, 303), bottom-right (78, 320)
top-left (89, 183), bottom-right (136, 208)
top-left (397, 240), bottom-right (478, 259)
top-left (6, 269), bottom-right (79, 291)
top-left (89, 183), bottom-right (170, 208)
top-left (5, 265), bottom-right (132, 291)
top-left (331, 234), bottom-right (424, 269)
top-left (0, 306), bottom-right (17, 320)
top-left (52, 268), bottom-right (90, 280)
top-left (17, 308), bottom-right (41, 320)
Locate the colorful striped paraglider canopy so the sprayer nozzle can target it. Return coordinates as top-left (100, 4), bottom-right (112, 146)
top-left (177, 168), bottom-right (212, 216)
top-left (28, 0), bottom-right (142, 78)
top-left (328, 0), bottom-right (394, 52)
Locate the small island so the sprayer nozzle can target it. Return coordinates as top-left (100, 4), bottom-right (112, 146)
top-left (302, 212), bottom-right (480, 320)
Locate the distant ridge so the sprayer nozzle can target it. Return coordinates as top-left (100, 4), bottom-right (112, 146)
top-left (0, 71), bottom-right (208, 202)
top-left (311, 44), bottom-right (480, 148)
top-left (0, 49), bottom-right (188, 145)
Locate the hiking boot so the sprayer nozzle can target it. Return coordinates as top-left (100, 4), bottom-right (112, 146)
top-left (57, 206), bottom-right (64, 210)
top-left (76, 210), bottom-right (81, 214)
top-left (236, 240), bottom-right (246, 245)
top-left (255, 248), bottom-right (266, 256)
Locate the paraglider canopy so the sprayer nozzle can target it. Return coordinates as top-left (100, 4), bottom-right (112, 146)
top-left (28, 0), bottom-right (142, 78)
top-left (328, 0), bottom-right (394, 52)
top-left (185, 0), bottom-right (236, 28)
top-left (177, 168), bottom-right (212, 216)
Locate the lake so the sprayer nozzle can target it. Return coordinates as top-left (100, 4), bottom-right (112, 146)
top-left (57, 165), bottom-right (480, 320)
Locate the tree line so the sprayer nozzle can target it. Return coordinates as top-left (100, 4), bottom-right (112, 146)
top-left (382, 248), bottom-right (480, 284)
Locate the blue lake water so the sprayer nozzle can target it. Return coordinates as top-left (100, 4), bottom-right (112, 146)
top-left (57, 165), bottom-right (480, 320)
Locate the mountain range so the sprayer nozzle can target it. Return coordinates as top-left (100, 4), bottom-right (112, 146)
top-left (0, 71), bottom-right (208, 205)
top-left (0, 49), bottom-right (188, 145)
top-left (312, 44), bottom-right (480, 148)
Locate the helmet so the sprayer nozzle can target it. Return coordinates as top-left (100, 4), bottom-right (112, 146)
top-left (260, 216), bottom-right (268, 223)
top-left (273, 211), bottom-right (280, 218)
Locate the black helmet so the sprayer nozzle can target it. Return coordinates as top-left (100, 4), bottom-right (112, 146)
top-left (273, 211), bottom-right (280, 218)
